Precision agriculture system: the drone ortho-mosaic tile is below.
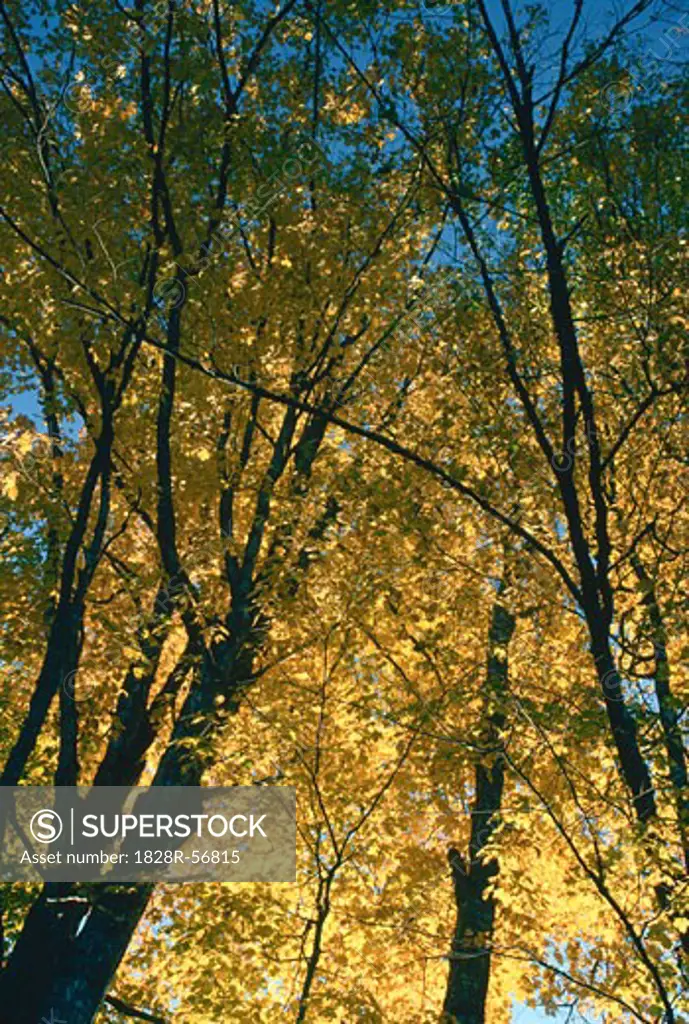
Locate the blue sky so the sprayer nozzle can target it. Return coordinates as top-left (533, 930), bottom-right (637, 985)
top-left (514, 1006), bottom-right (572, 1023)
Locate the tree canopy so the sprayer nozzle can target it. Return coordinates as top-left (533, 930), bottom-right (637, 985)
top-left (0, 0), bottom-right (687, 1022)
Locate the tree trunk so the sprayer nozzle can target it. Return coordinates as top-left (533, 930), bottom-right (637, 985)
top-left (631, 555), bottom-right (689, 857)
top-left (442, 601), bottom-right (515, 1024)
top-left (0, 632), bottom-right (254, 1022)
top-left (0, 600), bottom-right (83, 791)
top-left (588, 628), bottom-right (656, 823)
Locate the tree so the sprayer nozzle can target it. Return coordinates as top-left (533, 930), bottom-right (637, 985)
top-left (1, 1), bottom-right (686, 1022)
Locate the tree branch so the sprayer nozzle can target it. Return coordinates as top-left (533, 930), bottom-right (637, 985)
top-left (105, 994), bottom-right (169, 1024)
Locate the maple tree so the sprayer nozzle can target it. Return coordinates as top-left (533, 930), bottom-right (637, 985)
top-left (0, 1), bottom-right (687, 1023)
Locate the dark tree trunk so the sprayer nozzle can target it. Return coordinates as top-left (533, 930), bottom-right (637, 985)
top-left (0, 600), bottom-right (83, 791)
top-left (631, 556), bottom-right (689, 850)
top-left (0, 631), bottom-right (255, 1023)
top-left (630, 556), bottom-right (689, 953)
top-left (442, 601), bottom-right (515, 1024)
top-left (0, 884), bottom-right (153, 1024)
top-left (588, 627), bottom-right (656, 824)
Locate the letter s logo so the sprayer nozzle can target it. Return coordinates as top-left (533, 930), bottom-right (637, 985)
top-left (30, 809), bottom-right (63, 844)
